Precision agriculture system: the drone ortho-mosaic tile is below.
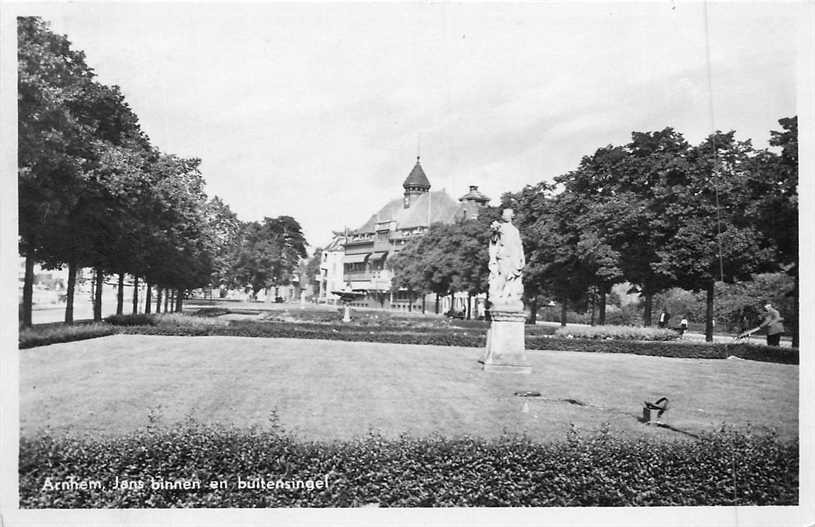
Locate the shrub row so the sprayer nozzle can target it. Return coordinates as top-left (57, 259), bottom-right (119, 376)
top-left (18, 323), bottom-right (117, 349)
top-left (118, 322), bottom-right (797, 364)
top-left (526, 337), bottom-right (799, 364)
top-left (554, 325), bottom-right (679, 341)
top-left (119, 323), bottom-right (487, 348)
top-left (20, 319), bottom-right (797, 365)
top-left (105, 313), bottom-right (157, 326)
top-left (19, 423), bottom-right (797, 507)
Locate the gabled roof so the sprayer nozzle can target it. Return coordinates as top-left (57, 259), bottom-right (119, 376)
top-left (354, 190), bottom-right (459, 233)
top-left (402, 157), bottom-right (431, 189)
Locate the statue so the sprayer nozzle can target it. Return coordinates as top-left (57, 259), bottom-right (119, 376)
top-left (481, 208), bottom-right (531, 373)
top-left (488, 208), bottom-right (525, 311)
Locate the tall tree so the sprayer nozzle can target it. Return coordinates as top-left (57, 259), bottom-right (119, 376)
top-left (750, 117), bottom-right (798, 345)
top-left (18, 16), bottom-right (94, 326)
top-left (654, 131), bottom-right (775, 340)
top-left (228, 216), bottom-right (308, 299)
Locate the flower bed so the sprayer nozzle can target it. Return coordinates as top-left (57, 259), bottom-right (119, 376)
top-left (19, 423), bottom-right (797, 507)
top-left (554, 325), bottom-right (678, 341)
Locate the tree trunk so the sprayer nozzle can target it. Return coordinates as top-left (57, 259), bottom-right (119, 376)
top-left (599, 288), bottom-right (607, 325)
top-left (165, 289), bottom-right (171, 312)
top-left (64, 259), bottom-right (77, 324)
top-left (590, 288), bottom-right (596, 326)
top-left (643, 291), bottom-right (653, 327)
top-left (467, 293), bottom-right (472, 320)
top-left (705, 282), bottom-right (714, 342)
top-left (93, 267), bottom-right (104, 321)
top-left (560, 299), bottom-right (567, 327)
top-left (116, 273), bottom-right (124, 315)
top-left (155, 287), bottom-right (163, 314)
top-left (21, 254), bottom-right (35, 328)
top-left (145, 282), bottom-right (152, 314)
top-left (132, 276), bottom-right (139, 314)
top-left (528, 297), bottom-right (538, 324)
top-left (175, 289), bottom-right (183, 313)
top-left (422, 295), bottom-right (426, 314)
top-left (792, 269), bottom-right (799, 348)
top-left (435, 293), bottom-right (440, 314)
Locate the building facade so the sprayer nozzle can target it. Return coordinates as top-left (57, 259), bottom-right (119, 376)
top-left (318, 233), bottom-right (347, 304)
top-left (338, 157), bottom-right (490, 310)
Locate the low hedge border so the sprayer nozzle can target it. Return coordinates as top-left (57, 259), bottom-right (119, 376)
top-left (20, 321), bottom-right (798, 364)
top-left (526, 337), bottom-right (799, 364)
top-left (119, 323), bottom-right (798, 365)
top-left (19, 423), bottom-right (797, 507)
top-left (18, 323), bottom-right (118, 350)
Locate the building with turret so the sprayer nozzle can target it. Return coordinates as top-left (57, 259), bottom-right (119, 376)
top-left (335, 157), bottom-right (490, 310)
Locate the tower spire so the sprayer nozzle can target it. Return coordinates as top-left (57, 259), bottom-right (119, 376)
top-left (402, 155), bottom-right (431, 208)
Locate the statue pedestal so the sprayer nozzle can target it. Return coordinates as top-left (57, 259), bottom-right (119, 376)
top-left (480, 309), bottom-right (531, 374)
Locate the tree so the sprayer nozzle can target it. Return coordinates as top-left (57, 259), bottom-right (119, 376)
top-left (654, 131), bottom-right (775, 340)
top-left (389, 238), bottom-right (429, 312)
top-left (204, 196), bottom-right (241, 297)
top-left (507, 183), bottom-right (593, 326)
top-left (228, 216), bottom-right (308, 299)
top-left (389, 216), bottom-right (493, 316)
top-left (18, 17), bottom-right (94, 326)
top-left (750, 117), bottom-right (798, 345)
top-left (302, 248), bottom-right (323, 301)
top-left (550, 147), bottom-right (631, 324)
top-left (605, 130), bottom-right (694, 325)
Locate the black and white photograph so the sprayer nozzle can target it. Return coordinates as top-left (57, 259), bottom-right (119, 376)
top-left (1, 1), bottom-right (812, 525)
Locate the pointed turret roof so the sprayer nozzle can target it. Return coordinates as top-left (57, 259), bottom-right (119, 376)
top-left (402, 157), bottom-right (431, 189)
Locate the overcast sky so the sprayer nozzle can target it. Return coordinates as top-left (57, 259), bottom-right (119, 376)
top-left (37, 2), bottom-right (797, 249)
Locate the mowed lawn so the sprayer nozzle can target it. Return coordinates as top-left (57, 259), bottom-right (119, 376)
top-left (20, 334), bottom-right (798, 442)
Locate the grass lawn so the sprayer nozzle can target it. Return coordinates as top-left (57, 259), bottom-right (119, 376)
top-left (20, 334), bottom-right (798, 442)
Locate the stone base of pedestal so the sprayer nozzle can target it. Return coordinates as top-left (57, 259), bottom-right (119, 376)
top-left (480, 309), bottom-right (531, 374)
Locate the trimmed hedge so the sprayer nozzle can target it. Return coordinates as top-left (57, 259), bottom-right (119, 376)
top-left (119, 323), bottom-right (486, 348)
top-left (105, 313), bottom-right (157, 326)
top-left (19, 323), bottom-right (117, 349)
top-left (19, 424), bottom-right (797, 507)
top-left (116, 322), bottom-right (798, 364)
top-left (526, 337), bottom-right (799, 364)
top-left (19, 318), bottom-right (798, 365)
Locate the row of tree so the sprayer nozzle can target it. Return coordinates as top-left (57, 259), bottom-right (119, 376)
top-left (18, 17), bottom-right (309, 326)
top-left (391, 120), bottom-right (798, 344)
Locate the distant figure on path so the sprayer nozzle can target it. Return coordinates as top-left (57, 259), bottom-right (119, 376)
top-left (658, 309), bottom-right (671, 328)
top-left (678, 315), bottom-right (689, 338)
top-left (488, 208), bottom-right (525, 310)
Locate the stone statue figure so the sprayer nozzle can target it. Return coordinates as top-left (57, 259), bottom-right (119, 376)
top-left (488, 208), bottom-right (525, 310)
